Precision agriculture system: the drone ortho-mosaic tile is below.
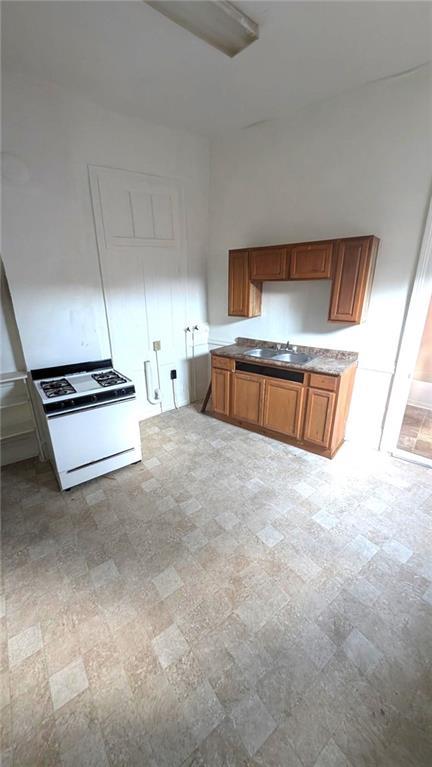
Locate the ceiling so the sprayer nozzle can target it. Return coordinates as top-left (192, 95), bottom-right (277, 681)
top-left (2, 1), bottom-right (431, 136)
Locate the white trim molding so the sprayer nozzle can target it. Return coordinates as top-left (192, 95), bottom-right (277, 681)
top-left (380, 194), bottom-right (432, 455)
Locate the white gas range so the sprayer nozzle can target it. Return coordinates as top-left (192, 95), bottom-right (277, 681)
top-left (31, 359), bottom-right (142, 490)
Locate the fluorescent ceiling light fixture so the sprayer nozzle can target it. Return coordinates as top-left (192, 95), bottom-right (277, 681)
top-left (146, 1), bottom-right (259, 57)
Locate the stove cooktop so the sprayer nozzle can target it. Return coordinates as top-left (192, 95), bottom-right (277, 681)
top-left (31, 359), bottom-right (135, 413)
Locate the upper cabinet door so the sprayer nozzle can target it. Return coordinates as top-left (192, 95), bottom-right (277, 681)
top-left (228, 250), bottom-right (262, 317)
top-left (289, 242), bottom-right (333, 279)
top-left (250, 248), bottom-right (288, 280)
top-left (329, 237), bottom-right (377, 323)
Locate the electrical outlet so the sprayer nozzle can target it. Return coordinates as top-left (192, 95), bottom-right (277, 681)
top-left (170, 369), bottom-right (177, 380)
top-left (153, 340), bottom-right (161, 352)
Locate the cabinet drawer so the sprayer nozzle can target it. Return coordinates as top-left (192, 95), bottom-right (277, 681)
top-left (309, 373), bottom-right (338, 391)
top-left (249, 248), bottom-right (288, 280)
top-left (212, 355), bottom-right (235, 371)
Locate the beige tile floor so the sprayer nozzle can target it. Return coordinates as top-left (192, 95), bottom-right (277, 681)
top-left (1, 404), bottom-right (432, 766)
top-left (398, 404), bottom-right (432, 460)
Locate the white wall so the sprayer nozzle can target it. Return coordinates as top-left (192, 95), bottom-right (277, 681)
top-left (208, 68), bottom-right (432, 447)
top-left (2, 73), bottom-right (209, 407)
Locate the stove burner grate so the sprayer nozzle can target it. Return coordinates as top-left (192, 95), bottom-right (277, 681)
top-left (92, 370), bottom-right (127, 387)
top-left (40, 378), bottom-right (76, 398)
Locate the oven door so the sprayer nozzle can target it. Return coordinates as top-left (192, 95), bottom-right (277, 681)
top-left (47, 397), bottom-right (140, 473)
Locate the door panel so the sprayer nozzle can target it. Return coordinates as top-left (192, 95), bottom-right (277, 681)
top-left (231, 372), bottom-right (263, 424)
top-left (89, 166), bottom-right (188, 418)
top-left (289, 243), bottom-right (333, 279)
top-left (263, 379), bottom-right (304, 438)
top-left (303, 388), bottom-right (336, 448)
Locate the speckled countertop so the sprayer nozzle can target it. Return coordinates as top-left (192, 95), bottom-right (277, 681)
top-left (211, 337), bottom-right (358, 376)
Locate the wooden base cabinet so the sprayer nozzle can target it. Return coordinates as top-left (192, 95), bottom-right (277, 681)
top-left (231, 372), bottom-right (263, 425)
top-left (210, 354), bottom-right (356, 458)
top-left (303, 388), bottom-right (336, 448)
top-left (211, 367), bottom-right (230, 416)
top-left (262, 379), bottom-right (304, 439)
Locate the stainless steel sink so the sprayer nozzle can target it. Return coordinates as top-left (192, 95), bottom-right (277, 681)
top-left (273, 352), bottom-right (312, 364)
top-left (244, 348), bottom-right (279, 359)
top-left (244, 348), bottom-right (313, 365)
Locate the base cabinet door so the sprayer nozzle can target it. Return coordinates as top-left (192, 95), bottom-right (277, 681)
top-left (303, 387), bottom-right (336, 448)
top-left (211, 368), bottom-right (230, 416)
top-left (231, 372), bottom-right (263, 425)
top-left (262, 379), bottom-right (304, 439)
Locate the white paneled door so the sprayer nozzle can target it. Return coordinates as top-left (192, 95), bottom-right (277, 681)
top-left (89, 165), bottom-right (190, 419)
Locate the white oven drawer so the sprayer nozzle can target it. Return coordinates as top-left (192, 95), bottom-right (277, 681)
top-left (47, 398), bottom-right (140, 472)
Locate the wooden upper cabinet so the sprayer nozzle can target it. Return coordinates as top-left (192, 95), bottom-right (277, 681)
top-left (289, 242), bottom-right (333, 280)
top-left (230, 372), bottom-right (263, 425)
top-left (228, 250), bottom-right (262, 317)
top-left (228, 236), bottom-right (378, 323)
top-left (249, 248), bottom-right (288, 280)
top-left (211, 367), bottom-right (230, 416)
top-left (303, 387), bottom-right (336, 448)
top-left (329, 237), bottom-right (378, 323)
top-left (262, 379), bottom-right (304, 439)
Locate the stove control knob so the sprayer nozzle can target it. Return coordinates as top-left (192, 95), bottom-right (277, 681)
top-left (70, 400), bottom-right (75, 406)
top-left (91, 395), bottom-right (97, 402)
top-left (121, 389), bottom-right (126, 395)
top-left (60, 402), bottom-right (65, 408)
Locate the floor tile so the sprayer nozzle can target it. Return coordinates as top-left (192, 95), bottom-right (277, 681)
top-left (257, 525), bottom-right (284, 548)
top-left (184, 680), bottom-right (225, 744)
top-left (342, 628), bottom-right (383, 674)
top-left (152, 623), bottom-right (189, 669)
top-left (8, 624), bottom-right (42, 668)
top-left (85, 489), bottom-right (105, 506)
top-left (183, 529), bottom-right (209, 552)
top-left (382, 539), bottom-right (413, 564)
top-left (314, 738), bottom-right (353, 766)
top-left (230, 693), bottom-right (276, 756)
top-left (313, 510), bottom-right (338, 530)
top-left (49, 657), bottom-right (89, 711)
top-left (215, 512), bottom-right (239, 531)
top-left (422, 584), bottom-right (432, 607)
top-left (153, 566), bottom-right (183, 599)
top-left (90, 559), bottom-right (120, 589)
